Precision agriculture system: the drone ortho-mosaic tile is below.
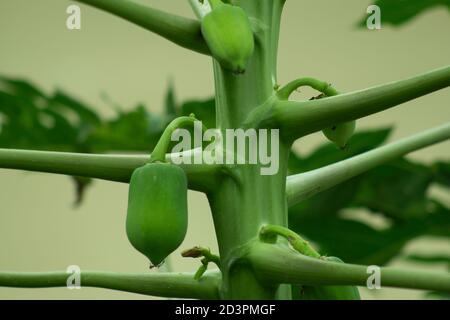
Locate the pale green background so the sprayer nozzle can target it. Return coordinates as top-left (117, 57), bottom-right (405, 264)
top-left (0, 0), bottom-right (449, 299)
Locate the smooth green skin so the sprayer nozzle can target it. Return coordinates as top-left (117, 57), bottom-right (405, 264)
top-left (322, 120), bottom-right (356, 149)
top-left (126, 163), bottom-right (188, 267)
top-left (298, 257), bottom-right (361, 300)
top-left (201, 3), bottom-right (254, 73)
top-left (1, 1), bottom-right (450, 300)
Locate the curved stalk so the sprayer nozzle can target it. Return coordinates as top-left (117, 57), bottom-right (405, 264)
top-left (0, 148), bottom-right (223, 193)
top-left (150, 115), bottom-right (205, 163)
top-left (286, 123), bottom-right (450, 206)
top-left (248, 242), bottom-right (450, 292)
top-left (277, 77), bottom-right (339, 100)
top-left (272, 65), bottom-right (450, 140)
top-left (74, 0), bottom-right (209, 54)
top-left (259, 225), bottom-right (321, 258)
top-left (0, 270), bottom-right (220, 299)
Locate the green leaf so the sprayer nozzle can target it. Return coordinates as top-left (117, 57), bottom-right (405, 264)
top-left (71, 176), bottom-right (93, 207)
top-left (426, 291), bottom-right (450, 299)
top-left (164, 80), bottom-right (178, 117)
top-left (0, 76), bottom-right (47, 100)
top-left (406, 254), bottom-right (450, 265)
top-left (357, 0), bottom-right (450, 27)
top-left (50, 91), bottom-right (101, 126)
top-left (289, 127), bottom-right (392, 173)
top-left (87, 104), bottom-right (162, 152)
top-left (289, 126), bottom-right (449, 265)
top-left (351, 159), bottom-right (433, 221)
top-left (290, 216), bottom-right (408, 265)
top-left (289, 179), bottom-right (361, 220)
top-left (432, 161), bottom-right (450, 188)
top-left (181, 98), bottom-right (216, 129)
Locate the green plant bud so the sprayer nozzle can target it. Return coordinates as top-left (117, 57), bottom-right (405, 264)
top-left (201, 1), bottom-right (254, 74)
top-left (322, 120), bottom-right (356, 149)
top-left (126, 163), bottom-right (188, 267)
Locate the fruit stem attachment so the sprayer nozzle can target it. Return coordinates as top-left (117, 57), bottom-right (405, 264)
top-left (182, 246), bottom-right (221, 280)
top-left (259, 225), bottom-right (321, 259)
top-left (276, 77), bottom-right (339, 100)
top-left (149, 114), bottom-right (206, 163)
top-left (207, 0), bottom-right (224, 10)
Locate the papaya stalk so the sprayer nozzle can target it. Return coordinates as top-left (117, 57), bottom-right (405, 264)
top-left (259, 225), bottom-right (360, 300)
top-left (277, 78), bottom-right (356, 148)
top-left (208, 0), bottom-right (290, 299)
top-left (181, 246), bottom-right (221, 280)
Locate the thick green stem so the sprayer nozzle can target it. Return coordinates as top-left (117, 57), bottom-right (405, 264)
top-left (0, 270), bottom-right (220, 299)
top-left (286, 122), bottom-right (450, 206)
top-left (0, 148), bottom-right (221, 193)
top-left (74, 0), bottom-right (209, 54)
top-left (273, 65), bottom-right (450, 140)
top-left (248, 242), bottom-right (450, 292)
top-left (208, 0), bottom-right (289, 299)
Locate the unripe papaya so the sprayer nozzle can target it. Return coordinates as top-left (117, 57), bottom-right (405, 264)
top-left (126, 163), bottom-right (188, 267)
top-left (201, 0), bottom-right (254, 73)
top-left (299, 256), bottom-right (361, 300)
top-left (322, 121), bottom-right (356, 149)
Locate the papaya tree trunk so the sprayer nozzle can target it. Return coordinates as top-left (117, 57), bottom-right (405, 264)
top-left (208, 0), bottom-right (290, 299)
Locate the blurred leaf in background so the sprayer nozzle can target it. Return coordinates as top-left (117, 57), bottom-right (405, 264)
top-left (1, 76), bottom-right (449, 301)
top-left (0, 77), bottom-right (215, 205)
top-left (357, 0), bottom-right (450, 27)
top-left (1, 76), bottom-right (448, 276)
top-left (288, 129), bottom-right (450, 268)
top-left (406, 254), bottom-right (450, 299)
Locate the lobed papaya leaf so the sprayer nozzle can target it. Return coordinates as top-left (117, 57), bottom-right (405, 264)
top-left (290, 200), bottom-right (449, 265)
top-left (350, 159), bottom-right (433, 221)
top-left (289, 127), bottom-right (450, 265)
top-left (87, 104), bottom-right (161, 152)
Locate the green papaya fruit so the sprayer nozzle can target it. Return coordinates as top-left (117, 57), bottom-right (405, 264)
top-left (322, 121), bottom-right (356, 149)
top-left (299, 256), bottom-right (361, 300)
top-left (201, 0), bottom-right (254, 73)
top-left (126, 162), bottom-right (188, 267)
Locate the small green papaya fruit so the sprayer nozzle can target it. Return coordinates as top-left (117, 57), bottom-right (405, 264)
top-left (299, 256), bottom-right (361, 300)
top-left (201, 0), bottom-right (254, 73)
top-left (126, 163), bottom-right (188, 267)
top-left (322, 121), bottom-right (356, 149)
